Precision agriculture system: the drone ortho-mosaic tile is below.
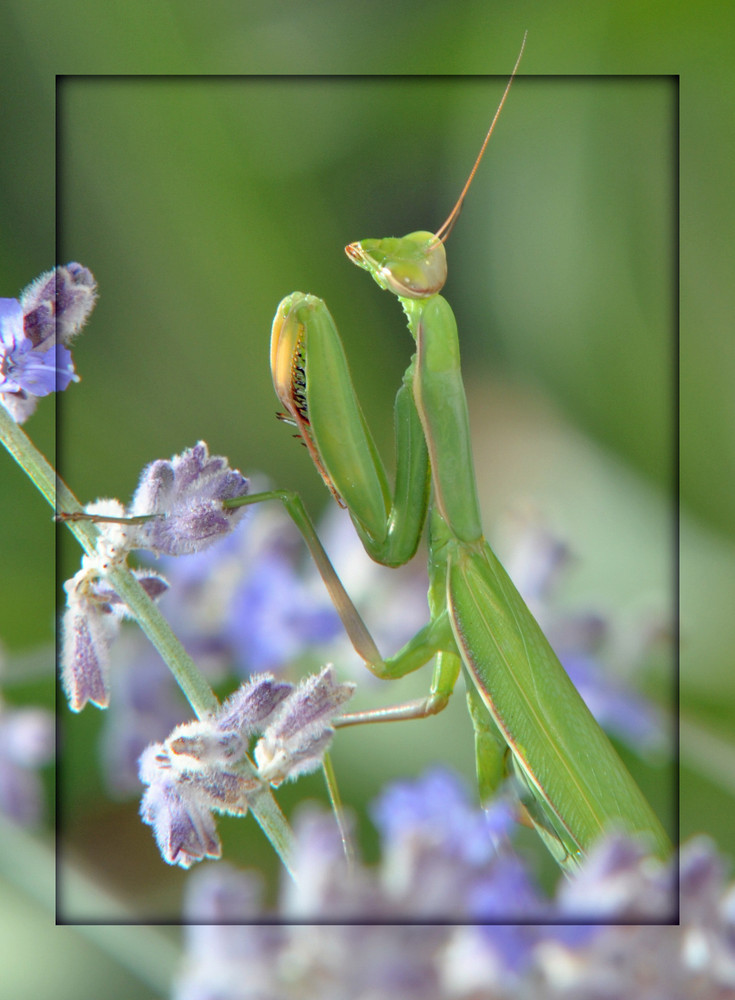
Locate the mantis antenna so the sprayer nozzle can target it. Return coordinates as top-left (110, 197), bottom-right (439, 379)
top-left (434, 30), bottom-right (527, 245)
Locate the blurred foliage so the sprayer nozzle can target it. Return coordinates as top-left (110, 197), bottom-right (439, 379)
top-left (0, 0), bottom-right (732, 995)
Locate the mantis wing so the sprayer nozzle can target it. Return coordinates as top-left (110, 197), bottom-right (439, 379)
top-left (447, 542), bottom-right (671, 863)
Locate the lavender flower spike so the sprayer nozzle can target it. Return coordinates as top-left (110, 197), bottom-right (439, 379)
top-left (60, 498), bottom-right (170, 713)
top-left (61, 567), bottom-right (121, 712)
top-left (254, 666), bottom-right (355, 786)
top-left (20, 262), bottom-right (97, 346)
top-left (1, 263), bottom-right (97, 422)
top-left (138, 676), bottom-right (292, 869)
top-left (139, 723), bottom-right (266, 870)
top-left (129, 442), bottom-right (250, 556)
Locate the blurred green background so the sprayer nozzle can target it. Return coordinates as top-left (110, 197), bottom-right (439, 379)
top-left (0, 1), bottom-right (732, 997)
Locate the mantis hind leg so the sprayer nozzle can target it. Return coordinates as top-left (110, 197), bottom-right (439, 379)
top-left (334, 649), bottom-right (460, 728)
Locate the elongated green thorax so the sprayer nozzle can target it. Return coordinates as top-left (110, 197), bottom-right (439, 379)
top-left (408, 295), bottom-right (484, 545)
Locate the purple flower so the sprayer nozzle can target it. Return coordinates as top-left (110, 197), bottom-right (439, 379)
top-left (176, 866), bottom-right (282, 1000)
top-left (280, 807), bottom-right (378, 919)
top-left (0, 704), bottom-right (54, 826)
top-left (20, 261), bottom-right (97, 346)
top-left (139, 734), bottom-right (250, 869)
top-left (171, 796), bottom-right (735, 999)
top-left (0, 297), bottom-right (75, 397)
top-left (139, 745), bottom-right (223, 869)
top-left (182, 860), bottom-right (264, 924)
top-left (253, 666), bottom-right (355, 785)
top-left (151, 496), bottom-right (343, 678)
top-left (216, 674), bottom-right (293, 735)
top-left (467, 851), bottom-right (550, 921)
top-left (138, 671), bottom-right (352, 869)
top-left (1, 263), bottom-right (96, 422)
top-left (61, 570), bottom-right (121, 712)
top-left (129, 513), bottom-right (259, 683)
top-left (132, 500), bottom-right (381, 683)
top-left (169, 754), bottom-right (735, 998)
top-left (225, 545), bottom-right (341, 673)
top-left (180, 863), bottom-right (272, 962)
top-left (445, 925), bottom-right (542, 989)
top-left (60, 538), bottom-right (169, 713)
top-left (680, 835), bottom-right (728, 923)
top-left (92, 571), bottom-right (169, 609)
top-left (371, 766), bottom-right (514, 866)
top-left (129, 442), bottom-right (250, 556)
top-left (371, 767), bottom-right (543, 919)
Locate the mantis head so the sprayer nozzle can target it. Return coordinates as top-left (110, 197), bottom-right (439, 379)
top-left (345, 232), bottom-right (447, 299)
top-left (345, 32), bottom-right (527, 306)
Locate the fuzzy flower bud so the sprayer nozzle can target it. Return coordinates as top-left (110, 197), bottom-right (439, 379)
top-left (139, 675), bottom-right (293, 868)
top-left (254, 666), bottom-right (355, 786)
top-left (1, 263), bottom-right (96, 422)
top-left (60, 505), bottom-right (169, 713)
top-left (139, 744), bottom-right (223, 869)
top-left (129, 442), bottom-right (250, 555)
top-left (20, 262), bottom-right (97, 347)
top-left (215, 674), bottom-right (293, 735)
top-left (139, 725), bottom-right (264, 871)
top-left (61, 568), bottom-right (121, 712)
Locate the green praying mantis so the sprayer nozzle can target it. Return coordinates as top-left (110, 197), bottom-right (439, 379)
top-left (54, 41), bottom-right (670, 872)
top-left (257, 42), bottom-right (671, 871)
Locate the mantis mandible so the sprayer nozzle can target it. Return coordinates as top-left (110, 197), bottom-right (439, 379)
top-left (252, 39), bottom-right (671, 870)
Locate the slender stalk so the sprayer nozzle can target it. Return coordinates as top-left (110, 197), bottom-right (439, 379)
top-left (225, 489), bottom-right (382, 664)
top-left (321, 751), bottom-right (355, 869)
top-left (102, 564), bottom-right (219, 716)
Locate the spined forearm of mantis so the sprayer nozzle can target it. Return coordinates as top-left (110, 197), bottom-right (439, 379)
top-left (234, 38), bottom-right (672, 872)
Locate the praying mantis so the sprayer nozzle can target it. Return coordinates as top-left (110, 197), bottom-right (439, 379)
top-left (259, 40), bottom-right (671, 870)
top-left (53, 43), bottom-right (670, 873)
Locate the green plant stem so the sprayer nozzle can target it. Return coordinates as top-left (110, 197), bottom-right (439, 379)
top-left (103, 565), bottom-right (219, 717)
